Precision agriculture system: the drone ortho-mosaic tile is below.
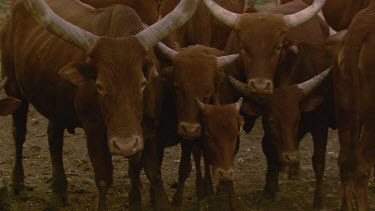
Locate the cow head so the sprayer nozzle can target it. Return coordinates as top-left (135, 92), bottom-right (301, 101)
top-left (197, 98), bottom-right (242, 182)
top-left (24, 0), bottom-right (198, 157)
top-left (203, 0), bottom-right (326, 96)
top-left (244, 68), bottom-right (330, 166)
top-left (158, 43), bottom-right (239, 140)
top-left (0, 78), bottom-right (21, 116)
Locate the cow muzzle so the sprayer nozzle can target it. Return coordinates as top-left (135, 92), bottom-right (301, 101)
top-left (177, 122), bottom-right (201, 140)
top-left (280, 151), bottom-right (300, 166)
top-left (109, 135), bottom-right (143, 157)
top-left (247, 79), bottom-right (273, 95)
top-left (215, 168), bottom-right (235, 181)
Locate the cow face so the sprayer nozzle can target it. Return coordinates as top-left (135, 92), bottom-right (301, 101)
top-left (159, 45), bottom-right (239, 140)
top-left (203, 0), bottom-right (326, 96)
top-left (197, 99), bottom-right (242, 182)
top-left (24, 0), bottom-right (199, 157)
top-left (60, 36), bottom-right (158, 157)
top-left (237, 14), bottom-right (287, 96)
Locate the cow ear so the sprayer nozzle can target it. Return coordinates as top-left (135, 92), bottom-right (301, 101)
top-left (301, 95), bottom-right (323, 112)
top-left (59, 61), bottom-right (96, 86)
top-left (0, 97), bottom-right (21, 116)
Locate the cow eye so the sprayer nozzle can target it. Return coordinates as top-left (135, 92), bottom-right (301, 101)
top-left (96, 82), bottom-right (105, 95)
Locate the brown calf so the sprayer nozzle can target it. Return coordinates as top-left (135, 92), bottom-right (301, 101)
top-left (1, 0), bottom-right (197, 210)
top-left (197, 97), bottom-right (243, 210)
top-left (333, 1), bottom-right (375, 210)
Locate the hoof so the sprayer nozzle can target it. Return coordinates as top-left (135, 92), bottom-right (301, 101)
top-left (256, 191), bottom-right (280, 206)
top-left (128, 202), bottom-right (142, 211)
top-left (48, 193), bottom-right (67, 208)
top-left (8, 183), bottom-right (24, 196)
top-left (313, 203), bottom-right (327, 211)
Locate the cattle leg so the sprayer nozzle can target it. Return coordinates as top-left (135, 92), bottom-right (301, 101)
top-left (128, 158), bottom-right (142, 211)
top-left (172, 141), bottom-right (194, 209)
top-left (203, 153), bottom-right (214, 196)
top-left (192, 144), bottom-right (204, 200)
top-left (258, 134), bottom-right (280, 205)
top-left (311, 127), bottom-right (328, 211)
top-left (9, 100), bottom-right (28, 196)
top-left (352, 124), bottom-right (374, 211)
top-left (84, 123), bottom-right (113, 211)
top-left (143, 138), bottom-right (170, 210)
top-left (47, 121), bottom-right (68, 207)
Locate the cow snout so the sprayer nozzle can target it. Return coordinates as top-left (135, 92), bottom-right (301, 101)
top-left (248, 79), bottom-right (273, 95)
top-left (280, 151), bottom-right (300, 165)
top-left (215, 168), bottom-right (235, 181)
top-left (177, 122), bottom-right (201, 140)
top-left (109, 135), bottom-right (143, 157)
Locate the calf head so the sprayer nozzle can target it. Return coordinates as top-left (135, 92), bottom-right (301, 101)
top-left (203, 0), bottom-right (326, 96)
top-left (24, 0), bottom-right (199, 157)
top-left (246, 68), bottom-right (330, 166)
top-left (158, 44), bottom-right (239, 140)
top-left (196, 98), bottom-right (242, 182)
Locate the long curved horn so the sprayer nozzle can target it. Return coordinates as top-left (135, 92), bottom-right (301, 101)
top-left (217, 54), bottom-right (240, 68)
top-left (23, 0), bottom-right (99, 53)
top-left (235, 97), bottom-right (243, 111)
top-left (157, 42), bottom-right (178, 60)
top-left (226, 75), bottom-right (252, 97)
top-left (136, 0), bottom-right (199, 50)
top-left (0, 77), bottom-right (7, 90)
top-left (283, 0), bottom-right (326, 30)
top-left (203, 0), bottom-right (241, 29)
top-left (196, 98), bottom-right (205, 111)
top-left (297, 67), bottom-right (331, 95)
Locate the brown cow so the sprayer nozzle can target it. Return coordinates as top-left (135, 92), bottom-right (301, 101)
top-left (203, 0), bottom-right (327, 96)
top-left (281, 0), bottom-right (371, 31)
top-left (160, 0), bottom-right (245, 50)
top-left (333, 1), bottom-right (375, 210)
top-left (1, 0), bottom-right (197, 210)
top-left (230, 66), bottom-right (333, 209)
top-left (80, 0), bottom-right (160, 25)
top-left (196, 97), bottom-right (243, 210)
top-left (140, 43), bottom-right (239, 209)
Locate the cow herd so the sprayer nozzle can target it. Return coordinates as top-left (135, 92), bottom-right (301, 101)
top-left (0, 0), bottom-right (373, 210)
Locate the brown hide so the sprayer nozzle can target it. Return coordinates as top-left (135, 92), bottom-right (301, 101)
top-left (281, 0), bottom-right (371, 31)
top-left (160, 0), bottom-right (244, 49)
top-left (2, 0), bottom-right (159, 157)
top-left (80, 0), bottom-right (160, 25)
top-left (200, 103), bottom-right (241, 182)
top-left (164, 45), bottom-right (224, 139)
top-left (334, 2), bottom-right (375, 210)
top-left (224, 0), bottom-right (328, 98)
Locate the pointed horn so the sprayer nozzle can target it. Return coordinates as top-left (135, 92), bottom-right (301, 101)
top-left (216, 54), bottom-right (240, 68)
top-left (23, 0), bottom-right (99, 53)
top-left (297, 67), bottom-right (332, 95)
top-left (226, 74), bottom-right (252, 97)
top-left (0, 77), bottom-right (7, 90)
top-left (136, 0), bottom-right (199, 50)
top-left (196, 98), bottom-right (205, 111)
top-left (235, 97), bottom-right (243, 111)
top-left (157, 42), bottom-right (178, 60)
top-left (283, 0), bottom-right (326, 30)
top-left (203, 0), bottom-right (241, 29)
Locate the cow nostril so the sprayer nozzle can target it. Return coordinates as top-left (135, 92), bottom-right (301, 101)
top-left (229, 170), bottom-right (234, 177)
top-left (195, 125), bottom-right (201, 134)
top-left (219, 170), bottom-right (224, 178)
top-left (182, 125), bottom-right (188, 134)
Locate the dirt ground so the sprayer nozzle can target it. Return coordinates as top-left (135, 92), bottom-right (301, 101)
top-left (0, 1), bottom-right (374, 211)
